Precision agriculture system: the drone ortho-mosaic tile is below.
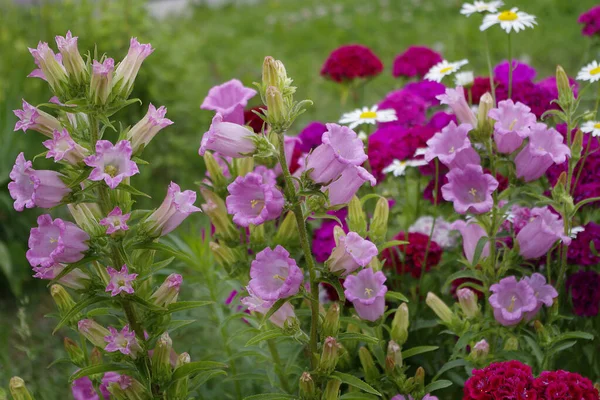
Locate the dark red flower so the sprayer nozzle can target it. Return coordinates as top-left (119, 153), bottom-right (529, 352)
top-left (567, 222), bottom-right (600, 266)
top-left (382, 232), bottom-right (442, 278)
top-left (321, 44), bottom-right (383, 83)
top-left (578, 5), bottom-right (600, 37)
top-left (392, 46), bottom-right (443, 79)
top-left (533, 370), bottom-right (599, 400)
top-left (566, 270), bottom-right (600, 317)
top-left (468, 76), bottom-right (497, 104)
top-left (463, 361), bottom-right (536, 400)
top-left (244, 106), bottom-right (266, 133)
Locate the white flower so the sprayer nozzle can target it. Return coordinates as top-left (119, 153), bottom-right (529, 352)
top-left (357, 131), bottom-right (368, 141)
top-left (413, 148), bottom-right (427, 157)
top-left (460, 1), bottom-right (504, 17)
top-left (570, 226), bottom-right (585, 239)
top-left (480, 8), bottom-right (537, 33)
top-left (382, 158), bottom-right (427, 177)
top-left (577, 60), bottom-right (600, 83)
top-left (455, 71), bottom-right (474, 87)
top-left (581, 121), bottom-right (600, 137)
top-left (339, 105), bottom-right (397, 129)
top-left (424, 59), bottom-right (469, 83)
top-left (409, 216), bottom-right (457, 249)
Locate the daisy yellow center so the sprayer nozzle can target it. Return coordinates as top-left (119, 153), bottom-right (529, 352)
top-left (498, 11), bottom-right (518, 21)
top-left (364, 288), bottom-right (373, 297)
top-left (439, 67), bottom-right (454, 74)
top-left (590, 67), bottom-right (600, 76)
top-left (104, 165), bottom-right (118, 177)
top-left (359, 111), bottom-right (377, 119)
top-left (594, 123), bottom-right (600, 129)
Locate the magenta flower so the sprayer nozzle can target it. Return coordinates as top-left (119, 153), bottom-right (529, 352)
top-left (249, 246), bottom-right (303, 301)
top-left (522, 273), bottom-right (558, 319)
top-left (200, 113), bottom-right (257, 158)
top-left (14, 99), bottom-right (62, 137)
top-left (425, 121), bottom-right (480, 169)
top-left (43, 128), bottom-right (88, 165)
top-left (567, 270), bottom-right (600, 317)
top-left (436, 87), bottom-right (477, 127)
top-left (441, 165), bottom-right (498, 214)
top-left (253, 165), bottom-right (277, 186)
top-left (579, 6), bottom-right (600, 37)
top-left (105, 265), bottom-right (137, 296)
top-left (84, 140), bottom-right (139, 189)
top-left (32, 264), bottom-right (90, 290)
top-left (298, 122), bottom-right (326, 152)
top-left (226, 172), bottom-right (284, 227)
top-left (100, 373), bottom-right (130, 399)
top-left (489, 100), bottom-right (536, 154)
top-left (327, 231), bottom-right (378, 276)
top-left (493, 60), bottom-right (537, 86)
top-left (104, 325), bottom-right (141, 358)
top-left (146, 182), bottom-right (202, 236)
top-left (127, 103), bottom-right (174, 153)
top-left (28, 41), bottom-right (68, 92)
top-left (305, 123), bottom-right (367, 184)
top-left (8, 152), bottom-right (71, 211)
top-left (392, 46), bottom-right (443, 79)
top-left (27, 214), bottom-right (89, 268)
top-left (72, 377), bottom-right (100, 400)
top-left (241, 286), bottom-right (297, 328)
top-left (450, 220), bottom-right (490, 263)
top-left (344, 268), bottom-right (387, 321)
top-left (99, 207), bottom-right (131, 234)
top-left (489, 276), bottom-right (537, 326)
top-left (322, 165), bottom-right (375, 207)
top-left (516, 207), bottom-right (571, 259)
top-left (113, 37), bottom-right (154, 97)
top-left (201, 79), bottom-right (257, 125)
top-left (515, 123), bottom-right (570, 182)
top-left (90, 58), bottom-right (114, 105)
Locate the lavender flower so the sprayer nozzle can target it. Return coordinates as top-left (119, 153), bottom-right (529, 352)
top-left (516, 207), bottom-right (571, 259)
top-left (146, 182), bottom-right (202, 236)
top-left (441, 165), bottom-right (498, 214)
top-left (14, 99), bottom-right (62, 137)
top-left (43, 129), bottom-right (88, 165)
top-left (226, 172), bottom-right (284, 227)
top-left (27, 215), bottom-right (89, 268)
top-left (253, 165), bottom-right (277, 186)
top-left (28, 41), bottom-right (68, 93)
top-left (200, 113), bottom-right (257, 158)
top-left (113, 38), bottom-right (154, 97)
top-left (104, 325), bottom-right (141, 358)
top-left (55, 31), bottom-right (86, 83)
top-left (436, 86), bottom-right (477, 127)
top-left (515, 123), bottom-right (570, 182)
top-left (127, 103), bottom-right (174, 153)
top-left (249, 246), bottom-right (303, 301)
top-left (425, 121), bottom-right (480, 169)
top-left (105, 265), bottom-right (137, 296)
top-left (241, 286), bottom-right (296, 328)
top-left (489, 276), bottom-right (537, 326)
top-left (201, 79), bottom-right (257, 125)
top-left (72, 377), bottom-right (100, 400)
top-left (343, 268), bottom-right (388, 321)
top-left (84, 140), bottom-right (139, 189)
top-left (489, 100), bottom-right (536, 154)
top-left (522, 273), bottom-right (558, 318)
top-left (322, 165), bottom-right (375, 206)
top-left (327, 231), bottom-right (378, 276)
top-left (8, 152), bottom-right (71, 211)
top-left (99, 207), bottom-right (130, 234)
top-left (450, 220), bottom-right (489, 263)
top-left (90, 58), bottom-right (114, 105)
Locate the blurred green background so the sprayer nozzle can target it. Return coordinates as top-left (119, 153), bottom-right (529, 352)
top-left (0, 0), bottom-right (598, 398)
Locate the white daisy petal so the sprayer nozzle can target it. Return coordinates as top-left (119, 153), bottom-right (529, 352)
top-left (460, 1), bottom-right (504, 17)
top-left (425, 59), bottom-right (469, 82)
top-left (581, 120), bottom-right (600, 137)
top-left (577, 60), bottom-right (600, 83)
top-left (479, 7), bottom-right (536, 33)
top-left (339, 105), bottom-right (397, 128)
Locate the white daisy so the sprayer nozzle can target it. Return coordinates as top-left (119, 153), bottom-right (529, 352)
top-left (413, 148), bottom-right (427, 157)
top-left (455, 71), bottom-right (475, 87)
top-left (424, 59), bottom-right (469, 83)
top-left (382, 158), bottom-right (428, 177)
top-left (480, 8), bottom-right (537, 33)
top-left (460, 1), bottom-right (504, 17)
top-left (581, 121), bottom-right (600, 137)
top-left (577, 60), bottom-right (600, 83)
top-left (570, 226), bottom-right (585, 239)
top-left (358, 131), bottom-right (368, 141)
top-left (339, 105), bottom-right (397, 129)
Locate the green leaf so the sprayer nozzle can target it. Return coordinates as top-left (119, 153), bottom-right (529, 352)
top-left (317, 276), bottom-right (345, 303)
top-left (132, 241), bottom-right (194, 264)
top-left (166, 301), bottom-right (214, 314)
top-left (425, 379), bottom-right (453, 393)
top-left (54, 295), bottom-right (111, 333)
top-left (146, 257), bottom-right (175, 276)
top-left (340, 394), bottom-right (379, 400)
top-left (70, 364), bottom-right (135, 381)
top-left (190, 369), bottom-right (227, 388)
top-left (402, 346), bottom-right (439, 359)
top-left (310, 212), bottom-right (342, 226)
top-left (549, 340), bottom-right (577, 356)
top-left (49, 256), bottom-right (100, 285)
top-left (128, 295), bottom-right (167, 311)
top-left (359, 193), bottom-right (383, 206)
top-left (261, 298), bottom-right (292, 326)
top-left (168, 319), bottom-right (196, 332)
top-left (443, 269), bottom-right (480, 290)
top-left (245, 329), bottom-right (286, 347)
top-left (379, 240), bottom-right (409, 251)
top-left (243, 394), bottom-right (297, 400)
top-left (471, 236), bottom-right (489, 267)
top-left (385, 291), bottom-right (409, 303)
top-left (68, 169), bottom-right (92, 188)
top-left (523, 335), bottom-right (543, 366)
top-left (171, 361), bottom-right (228, 381)
top-left (554, 331), bottom-right (594, 342)
top-left (433, 359), bottom-right (469, 381)
top-left (47, 358), bottom-right (71, 369)
top-left (117, 183), bottom-right (151, 198)
top-left (338, 332), bottom-right (380, 344)
top-left (330, 371), bottom-right (381, 396)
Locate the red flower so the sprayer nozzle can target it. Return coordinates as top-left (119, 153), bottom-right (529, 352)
top-left (321, 44), bottom-right (383, 83)
top-left (392, 46), bottom-right (443, 79)
top-left (533, 370), bottom-right (599, 400)
top-left (244, 106), bottom-right (266, 133)
top-left (463, 361), bottom-right (536, 400)
top-left (382, 232), bottom-right (442, 278)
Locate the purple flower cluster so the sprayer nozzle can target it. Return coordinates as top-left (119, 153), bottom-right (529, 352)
top-left (578, 5), bottom-right (600, 37)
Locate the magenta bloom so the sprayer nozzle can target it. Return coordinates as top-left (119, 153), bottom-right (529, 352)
top-left (568, 222), bottom-right (600, 266)
top-left (100, 373), bottom-right (131, 399)
top-left (566, 270), bottom-right (600, 317)
top-left (104, 325), bottom-right (141, 357)
top-left (33, 264), bottom-right (90, 290)
top-left (441, 165), bottom-right (498, 214)
top-left (249, 246), bottom-right (303, 301)
top-left (515, 123), bottom-right (570, 182)
top-left (105, 265), bottom-right (137, 296)
top-left (200, 113), bottom-right (257, 158)
top-left (226, 172), bottom-right (284, 227)
top-left (241, 286), bottom-right (296, 328)
top-left (72, 376), bottom-right (101, 400)
top-left (127, 103), bottom-right (174, 153)
top-left (522, 273), bottom-right (557, 319)
top-left (516, 207), bottom-right (571, 259)
top-left (14, 99), bottom-right (62, 137)
top-left (305, 123), bottom-right (367, 184)
top-left (113, 37), bottom-right (154, 97)
top-left (327, 232), bottom-right (378, 276)
top-left (489, 276), bottom-right (537, 326)
top-left (146, 182), bottom-right (202, 236)
top-left (8, 152), bottom-right (71, 211)
top-left (489, 100), bottom-right (536, 154)
top-left (253, 165), bottom-right (277, 186)
top-left (321, 44), bottom-right (383, 83)
top-left (451, 220), bottom-right (489, 263)
top-left (404, 80), bottom-right (446, 106)
top-left (43, 128), bottom-right (88, 165)
top-left (436, 86), bottom-right (477, 127)
top-left (322, 165), bottom-right (375, 206)
top-left (298, 122), bottom-right (326, 152)
top-left (425, 121), bottom-right (480, 169)
top-left (201, 79), bottom-right (257, 125)
top-left (493, 60), bottom-right (537, 86)
top-left (344, 268), bottom-right (387, 321)
top-left (377, 89), bottom-right (427, 128)
top-left (100, 207), bottom-right (131, 234)
top-left (578, 6), bottom-right (600, 37)
top-left (84, 140), bottom-right (139, 189)
top-left (392, 46), bottom-right (443, 79)
top-left (27, 214), bottom-right (89, 268)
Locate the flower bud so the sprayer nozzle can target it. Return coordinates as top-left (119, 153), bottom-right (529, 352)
top-left (368, 197), bottom-right (389, 244)
top-left (108, 376), bottom-right (151, 400)
top-left (152, 332), bottom-right (173, 385)
top-left (68, 203), bottom-right (102, 236)
top-left (415, 367), bottom-right (425, 391)
top-left (78, 319), bottom-right (110, 348)
top-left (113, 38), bottom-right (154, 98)
top-left (273, 212), bottom-right (299, 247)
top-left (299, 372), bottom-right (316, 400)
top-left (457, 288), bottom-right (480, 320)
top-left (321, 303), bottom-right (340, 340)
top-left (318, 337), bottom-right (341, 374)
top-left (262, 56), bottom-right (280, 89)
top-left (50, 284), bottom-right (77, 319)
top-left (64, 337), bottom-right (85, 366)
top-left (29, 42), bottom-right (69, 96)
top-left (234, 157), bottom-right (255, 178)
top-left (249, 224), bottom-right (266, 249)
top-left (426, 292), bottom-right (455, 325)
top-left (534, 320), bottom-right (550, 345)
top-left (151, 274), bottom-right (183, 307)
top-left (14, 100), bottom-right (62, 138)
top-left (556, 65), bottom-right (574, 107)
top-left (471, 339), bottom-right (489, 361)
top-left (265, 86), bottom-right (286, 130)
top-left (391, 303), bottom-right (409, 345)
top-left (347, 195), bottom-right (367, 237)
top-left (9, 377), bottom-right (33, 400)
top-left (477, 92), bottom-right (494, 133)
top-left (322, 379), bottom-right (342, 400)
top-left (203, 152), bottom-right (228, 189)
top-left (385, 340), bottom-right (402, 374)
top-left (200, 188), bottom-right (238, 243)
top-left (168, 352), bottom-right (191, 399)
top-left (209, 242), bottom-right (238, 273)
top-left (55, 31), bottom-right (87, 85)
top-left (572, 129), bottom-right (583, 162)
top-left (90, 58), bottom-right (114, 105)
top-left (90, 347), bottom-right (103, 366)
top-left (359, 347), bottom-right (379, 384)
top-left (504, 336), bottom-right (519, 351)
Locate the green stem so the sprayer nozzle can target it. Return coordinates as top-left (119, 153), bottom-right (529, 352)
top-left (418, 160), bottom-right (439, 302)
top-left (507, 33), bottom-right (513, 100)
top-left (267, 339), bottom-right (291, 393)
top-left (572, 136), bottom-right (593, 195)
top-left (484, 31), bottom-right (496, 104)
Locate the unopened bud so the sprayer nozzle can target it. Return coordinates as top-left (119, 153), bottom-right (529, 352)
top-left (50, 284), bottom-right (77, 320)
top-left (322, 379), bottom-right (342, 400)
top-left (368, 256), bottom-right (382, 272)
top-left (368, 197), bottom-right (389, 244)
top-left (273, 212), bottom-right (299, 247)
top-left (457, 288), bottom-right (480, 319)
top-left (78, 319), bottom-right (110, 348)
top-left (504, 336), bottom-right (519, 351)
top-left (344, 318), bottom-right (361, 353)
top-left (415, 367), bottom-right (425, 390)
top-left (209, 242), bottom-right (238, 273)
top-left (234, 157), bottom-right (255, 177)
top-left (151, 273), bottom-right (182, 307)
top-left (299, 372), bottom-right (316, 399)
top-left (90, 58), bottom-right (114, 105)
top-left (249, 224), bottom-right (266, 249)
top-left (108, 376), bottom-right (151, 400)
top-left (90, 347), bottom-right (103, 366)
top-left (391, 303), bottom-right (409, 345)
top-left (68, 203), bottom-right (102, 235)
top-left (56, 31), bottom-right (87, 85)
top-left (477, 92), bottom-right (494, 133)
top-left (572, 129), bottom-right (583, 161)
top-left (9, 377), bottom-right (33, 400)
top-left (471, 339), bottom-right (489, 361)
top-left (265, 86), bottom-right (286, 130)
top-left (556, 65), bottom-right (574, 107)
top-left (426, 292), bottom-right (455, 325)
top-left (318, 337), bottom-right (341, 374)
top-left (64, 337), bottom-right (84, 366)
top-left (201, 189), bottom-right (238, 243)
top-left (385, 340), bottom-right (402, 374)
top-left (168, 353), bottom-right (191, 399)
top-left (359, 347), bottom-right (379, 384)
top-left (262, 56), bottom-right (280, 89)
top-left (152, 332), bottom-right (173, 385)
top-left (347, 196), bottom-right (367, 237)
top-left (534, 320), bottom-right (550, 345)
top-left (203, 152), bottom-right (228, 189)
top-left (322, 303), bottom-right (340, 339)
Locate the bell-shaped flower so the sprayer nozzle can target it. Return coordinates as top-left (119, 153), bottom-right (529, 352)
top-left (226, 172), bottom-right (284, 227)
top-left (28, 41), bottom-right (68, 94)
top-left (113, 38), bottom-right (154, 97)
top-left (489, 100), bottom-right (536, 154)
top-left (126, 103), bottom-right (174, 153)
top-left (343, 268), bottom-right (388, 321)
top-left (248, 246), bottom-right (303, 301)
top-left (55, 31), bottom-right (86, 84)
top-left (450, 220), bottom-right (490, 263)
top-left (146, 182), bottom-right (202, 236)
top-left (522, 273), bottom-right (558, 319)
top-left (516, 207), bottom-right (571, 259)
top-left (489, 276), bottom-right (538, 326)
top-left (327, 231), bottom-right (378, 276)
top-left (200, 79), bottom-right (257, 125)
top-left (105, 265), bottom-right (138, 296)
top-left (425, 121), bottom-right (480, 169)
top-left (441, 164), bottom-right (498, 214)
top-left (199, 113), bottom-right (257, 158)
top-left (99, 207), bottom-right (130, 235)
top-left (14, 99), bottom-right (62, 137)
top-left (104, 325), bottom-right (142, 358)
top-left (43, 129), bottom-right (89, 165)
top-left (322, 165), bottom-right (375, 207)
top-left (84, 140), bottom-right (140, 189)
top-left (240, 286), bottom-right (296, 328)
top-left (436, 86), bottom-right (477, 127)
top-left (515, 123), bottom-right (570, 182)
top-left (90, 58), bottom-right (114, 105)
